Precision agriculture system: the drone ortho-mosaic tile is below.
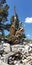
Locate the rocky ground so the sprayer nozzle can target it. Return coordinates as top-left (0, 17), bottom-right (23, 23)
top-left (0, 42), bottom-right (32, 65)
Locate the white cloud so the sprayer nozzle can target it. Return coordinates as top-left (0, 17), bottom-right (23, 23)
top-left (26, 34), bottom-right (30, 37)
top-left (25, 17), bottom-right (32, 23)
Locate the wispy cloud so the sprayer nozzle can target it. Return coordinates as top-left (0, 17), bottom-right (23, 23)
top-left (25, 17), bottom-right (32, 23)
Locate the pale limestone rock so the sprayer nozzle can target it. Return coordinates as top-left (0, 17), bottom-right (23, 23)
top-left (3, 43), bottom-right (10, 53)
top-left (0, 60), bottom-right (8, 65)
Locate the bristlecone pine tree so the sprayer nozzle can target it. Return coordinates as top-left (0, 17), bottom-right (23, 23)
top-left (7, 8), bottom-right (26, 44)
top-left (0, 0), bottom-right (10, 38)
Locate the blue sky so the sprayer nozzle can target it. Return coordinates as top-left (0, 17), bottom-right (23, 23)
top-left (5, 0), bottom-right (32, 40)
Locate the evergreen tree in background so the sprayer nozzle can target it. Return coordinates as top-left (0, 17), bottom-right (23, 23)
top-left (0, 0), bottom-right (9, 38)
